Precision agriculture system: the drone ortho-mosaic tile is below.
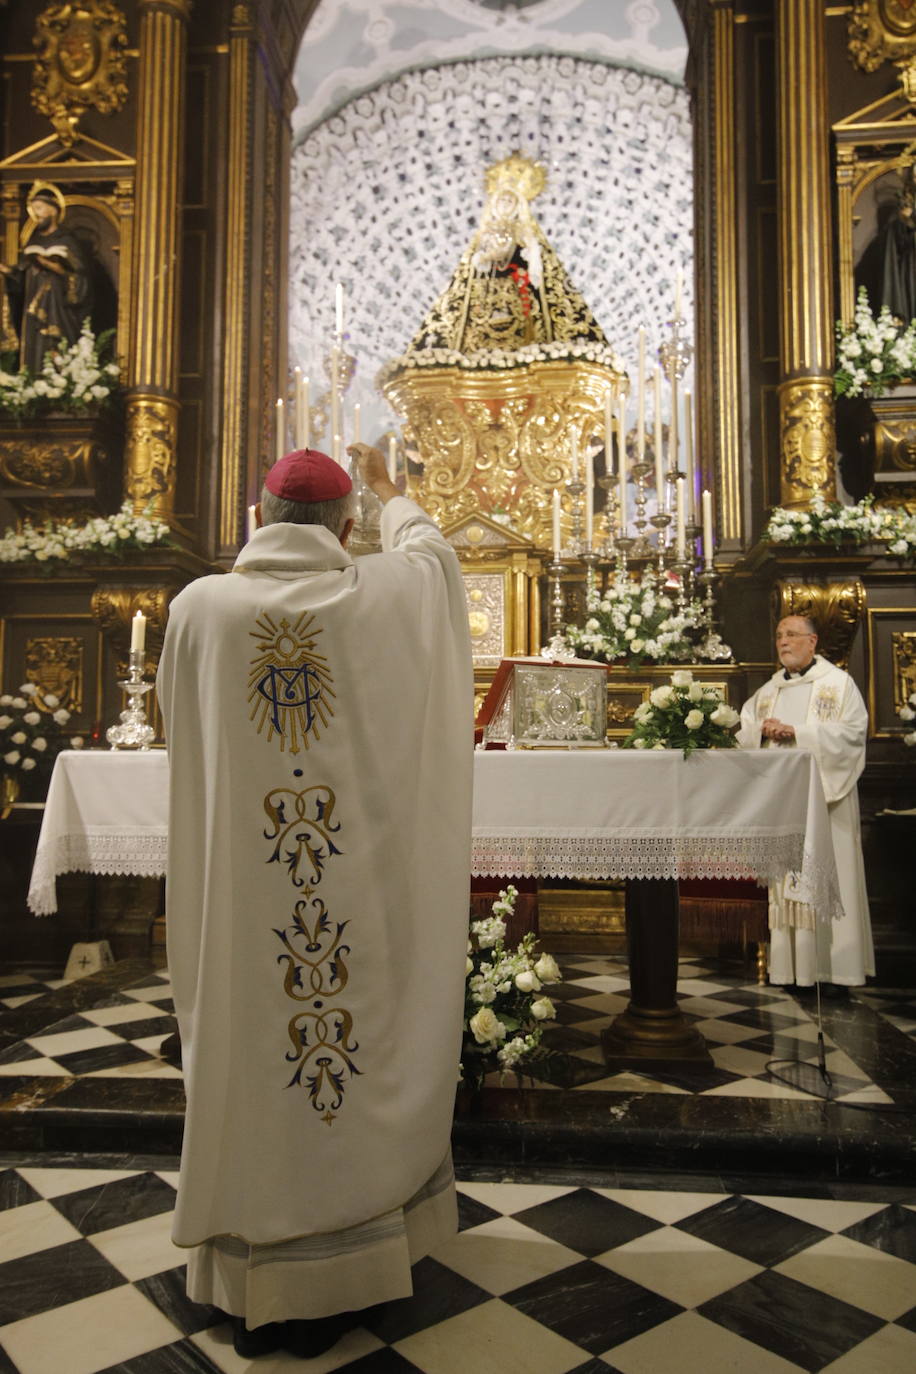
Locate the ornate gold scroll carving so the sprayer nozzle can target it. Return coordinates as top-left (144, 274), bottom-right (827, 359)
top-left (124, 395), bottom-right (178, 517)
top-left (892, 628), bottom-right (916, 709)
top-left (849, 2), bottom-right (916, 98)
top-left (31, 0), bottom-right (129, 146)
top-left (90, 585), bottom-right (171, 663)
top-left (774, 578), bottom-right (867, 670)
top-left (24, 637), bottom-right (84, 714)
top-left (0, 439), bottom-right (98, 490)
top-left (778, 378), bottom-right (837, 507)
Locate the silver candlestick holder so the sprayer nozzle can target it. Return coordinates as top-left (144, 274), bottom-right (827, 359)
top-left (582, 545), bottom-right (601, 604)
top-left (697, 567), bottom-right (733, 661)
top-left (564, 478), bottom-right (585, 556)
top-left (657, 309), bottom-right (694, 382)
top-left (650, 511), bottom-right (671, 574)
top-left (107, 650), bottom-right (155, 750)
top-left (629, 459), bottom-right (655, 558)
top-left (548, 557), bottom-right (566, 637)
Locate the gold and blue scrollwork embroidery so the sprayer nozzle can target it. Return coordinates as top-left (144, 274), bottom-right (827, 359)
top-left (263, 785), bottom-right (341, 888)
top-left (276, 896), bottom-right (360, 1123)
top-left (249, 612), bottom-right (335, 754)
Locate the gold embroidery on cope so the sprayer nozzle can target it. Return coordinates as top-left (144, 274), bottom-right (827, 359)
top-left (812, 686), bottom-right (841, 721)
top-left (262, 784), bottom-right (341, 888)
top-left (249, 612), bottom-right (335, 753)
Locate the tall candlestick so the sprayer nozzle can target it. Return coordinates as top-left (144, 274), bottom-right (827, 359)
top-left (636, 327), bottom-right (646, 460)
top-left (702, 488), bottom-right (714, 567)
top-left (246, 504), bottom-right (257, 541)
top-left (275, 398), bottom-right (285, 462)
top-left (604, 393), bottom-right (614, 467)
top-left (353, 401), bottom-right (361, 445)
top-left (552, 488), bottom-right (561, 557)
top-left (585, 451), bottom-right (594, 548)
top-left (330, 346), bottom-right (341, 458)
top-left (653, 368), bottom-right (664, 505)
top-left (617, 399), bottom-right (628, 534)
top-left (335, 282), bottom-right (344, 340)
top-left (675, 478), bottom-right (686, 558)
top-left (130, 610), bottom-right (146, 654)
top-left (684, 390), bottom-right (695, 522)
top-left (294, 369), bottom-right (309, 449)
top-left (668, 364), bottom-right (678, 476)
top-left (570, 428), bottom-right (579, 483)
top-left (387, 435), bottom-right (397, 483)
top-left (333, 432), bottom-right (341, 465)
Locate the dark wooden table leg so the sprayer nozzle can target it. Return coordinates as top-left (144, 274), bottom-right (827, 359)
top-left (602, 877), bottom-right (711, 1065)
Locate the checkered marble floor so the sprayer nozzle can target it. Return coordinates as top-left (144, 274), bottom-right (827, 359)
top-left (0, 1159), bottom-right (915, 1373)
top-left (0, 962), bottom-right (910, 1102)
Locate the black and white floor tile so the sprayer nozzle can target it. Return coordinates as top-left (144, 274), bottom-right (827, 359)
top-left (0, 1160), bottom-right (915, 1373)
top-left (1, 962), bottom-right (909, 1104)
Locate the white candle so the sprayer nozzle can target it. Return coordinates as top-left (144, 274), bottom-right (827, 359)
top-left (333, 432), bottom-right (341, 465)
top-left (130, 610), bottom-right (146, 654)
top-left (585, 451), bottom-right (594, 548)
top-left (275, 398), bottom-right (285, 462)
top-left (636, 327), bottom-right (646, 461)
top-left (653, 368), bottom-right (664, 507)
top-left (617, 399), bottom-right (627, 534)
top-left (552, 488), bottom-right (561, 557)
top-left (387, 435), bottom-right (397, 483)
top-left (668, 364), bottom-right (678, 477)
top-left (674, 268), bottom-right (682, 319)
top-left (330, 346), bottom-right (341, 455)
top-left (335, 282), bottom-right (344, 339)
top-left (570, 428), bottom-right (579, 483)
top-left (675, 478), bottom-right (686, 558)
top-left (353, 401), bottom-right (361, 444)
top-left (294, 369), bottom-right (309, 449)
top-left (301, 375), bottom-right (310, 449)
top-left (684, 390), bottom-right (695, 522)
top-left (246, 504), bottom-right (257, 541)
top-left (293, 368), bottom-right (303, 448)
top-left (702, 488), bottom-right (714, 567)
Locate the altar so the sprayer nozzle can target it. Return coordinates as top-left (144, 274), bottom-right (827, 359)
top-left (29, 747), bottom-right (841, 1065)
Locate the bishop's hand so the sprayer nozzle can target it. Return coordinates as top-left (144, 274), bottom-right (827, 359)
top-left (348, 443), bottom-right (399, 504)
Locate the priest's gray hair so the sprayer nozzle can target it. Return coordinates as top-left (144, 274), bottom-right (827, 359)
top-left (260, 486), bottom-right (357, 536)
top-left (780, 613), bottom-right (818, 636)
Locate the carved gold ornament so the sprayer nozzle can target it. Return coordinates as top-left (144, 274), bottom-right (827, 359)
top-left (31, 1), bottom-right (129, 147)
top-left (774, 579), bottom-right (866, 670)
top-left (849, 1), bottom-right (916, 98)
top-left (90, 587), bottom-right (171, 660)
top-left (779, 379), bottom-right (837, 505)
top-left (124, 397), bottom-right (177, 518)
top-left (892, 629), bottom-right (916, 709)
top-left (24, 636), bottom-right (84, 714)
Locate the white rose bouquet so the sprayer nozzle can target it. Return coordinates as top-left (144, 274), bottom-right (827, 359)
top-left (0, 683), bottom-right (72, 811)
top-left (0, 502), bottom-right (170, 568)
top-left (0, 321), bottom-right (121, 419)
top-left (763, 493), bottom-right (916, 558)
top-left (462, 885), bottom-right (561, 1092)
top-left (623, 669), bottom-right (740, 757)
top-left (562, 566), bottom-right (707, 666)
top-left (834, 287), bottom-right (916, 400)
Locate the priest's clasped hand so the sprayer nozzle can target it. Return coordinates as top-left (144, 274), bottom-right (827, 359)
top-left (761, 717), bottom-right (796, 742)
top-left (347, 443), bottom-right (399, 504)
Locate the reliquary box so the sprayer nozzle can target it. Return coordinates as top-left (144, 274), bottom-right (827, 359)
top-left (477, 657), bottom-right (609, 749)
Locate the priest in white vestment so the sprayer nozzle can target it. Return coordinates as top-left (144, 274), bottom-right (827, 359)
top-left (157, 445), bottom-right (473, 1357)
top-left (737, 614), bottom-right (874, 990)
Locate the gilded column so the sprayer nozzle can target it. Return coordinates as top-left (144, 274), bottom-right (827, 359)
top-left (776, 0), bottom-right (836, 507)
top-left (711, 2), bottom-right (742, 544)
top-left (124, 0), bottom-right (191, 520)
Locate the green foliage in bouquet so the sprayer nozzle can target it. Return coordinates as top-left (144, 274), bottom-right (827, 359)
top-left (623, 670), bottom-right (740, 757)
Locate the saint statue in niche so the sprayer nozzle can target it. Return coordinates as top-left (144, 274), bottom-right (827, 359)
top-left (855, 166), bottom-right (916, 324)
top-left (0, 181), bottom-right (94, 373)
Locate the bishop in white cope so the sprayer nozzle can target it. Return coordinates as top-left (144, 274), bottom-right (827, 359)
top-left (157, 445), bottom-right (473, 1353)
top-left (737, 615), bottom-right (874, 988)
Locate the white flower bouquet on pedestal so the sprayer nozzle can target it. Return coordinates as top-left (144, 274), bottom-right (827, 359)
top-left (562, 567), bottom-right (705, 667)
top-left (624, 669), bottom-right (739, 757)
top-left (462, 885), bottom-right (561, 1093)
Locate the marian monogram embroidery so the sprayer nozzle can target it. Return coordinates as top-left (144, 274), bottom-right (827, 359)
top-left (263, 781), bottom-right (358, 1124)
top-left (812, 686), bottom-right (841, 721)
top-left (249, 612), bottom-right (335, 753)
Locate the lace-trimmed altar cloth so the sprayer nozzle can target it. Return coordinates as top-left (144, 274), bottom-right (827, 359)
top-left (471, 749), bottom-right (843, 926)
top-left (27, 750), bottom-right (169, 916)
top-left (28, 747), bottom-right (842, 927)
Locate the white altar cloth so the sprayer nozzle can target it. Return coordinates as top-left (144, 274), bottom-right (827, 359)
top-left (27, 748), bottom-right (841, 923)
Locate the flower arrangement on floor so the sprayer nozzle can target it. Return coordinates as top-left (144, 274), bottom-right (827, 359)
top-left (0, 322), bottom-right (120, 419)
top-left (834, 287), bottom-right (916, 400)
top-left (762, 494), bottom-right (916, 559)
top-left (0, 502), bottom-right (170, 566)
top-left (0, 683), bottom-right (79, 817)
top-left (899, 689), bottom-right (916, 747)
top-left (462, 886), bottom-right (561, 1092)
top-left (624, 669), bottom-right (740, 756)
top-left (561, 566), bottom-right (707, 666)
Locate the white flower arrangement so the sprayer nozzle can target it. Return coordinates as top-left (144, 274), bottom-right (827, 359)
top-left (763, 493), bottom-right (916, 558)
top-left (624, 669), bottom-right (740, 756)
top-left (378, 336), bottom-right (625, 388)
top-left (561, 566), bottom-right (706, 666)
top-left (0, 683), bottom-right (70, 778)
top-left (835, 288), bottom-right (916, 400)
top-left (0, 502), bottom-right (170, 567)
top-left (898, 689), bottom-right (916, 746)
top-left (0, 321), bottom-right (121, 419)
top-left (462, 885), bottom-right (561, 1091)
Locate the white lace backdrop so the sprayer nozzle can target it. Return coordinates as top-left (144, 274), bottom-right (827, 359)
top-left (289, 53), bottom-right (694, 447)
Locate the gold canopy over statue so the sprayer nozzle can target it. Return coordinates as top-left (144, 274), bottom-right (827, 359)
top-left (380, 155), bottom-right (626, 547)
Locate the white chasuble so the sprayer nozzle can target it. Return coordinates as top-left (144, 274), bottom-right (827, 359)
top-left (157, 498), bottom-right (473, 1319)
top-left (737, 658), bottom-right (874, 986)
